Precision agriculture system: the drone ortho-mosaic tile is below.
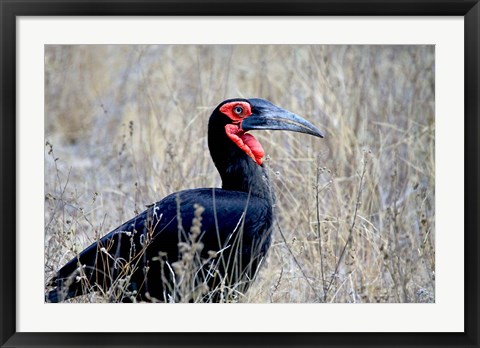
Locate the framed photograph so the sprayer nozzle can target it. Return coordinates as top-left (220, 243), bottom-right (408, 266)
top-left (1, 1), bottom-right (478, 347)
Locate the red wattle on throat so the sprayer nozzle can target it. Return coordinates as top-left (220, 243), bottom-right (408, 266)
top-left (225, 124), bottom-right (265, 165)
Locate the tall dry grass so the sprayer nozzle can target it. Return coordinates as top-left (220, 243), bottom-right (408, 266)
top-left (44, 45), bottom-right (435, 303)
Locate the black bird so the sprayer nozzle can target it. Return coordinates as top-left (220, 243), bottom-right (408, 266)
top-left (46, 98), bottom-right (324, 303)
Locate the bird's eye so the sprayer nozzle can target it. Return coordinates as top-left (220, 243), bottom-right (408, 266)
top-left (233, 106), bottom-right (244, 115)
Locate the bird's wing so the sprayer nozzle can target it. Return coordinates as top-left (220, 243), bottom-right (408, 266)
top-left (46, 188), bottom-right (271, 302)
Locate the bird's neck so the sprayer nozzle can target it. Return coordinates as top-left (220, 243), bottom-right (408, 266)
top-left (208, 119), bottom-right (274, 202)
top-left (220, 153), bottom-right (273, 201)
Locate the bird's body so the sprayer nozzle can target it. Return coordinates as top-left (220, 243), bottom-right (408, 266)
top-left (48, 189), bottom-right (273, 302)
top-left (46, 98), bottom-right (323, 303)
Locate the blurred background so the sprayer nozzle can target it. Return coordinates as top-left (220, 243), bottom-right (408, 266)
top-left (45, 45), bottom-right (435, 303)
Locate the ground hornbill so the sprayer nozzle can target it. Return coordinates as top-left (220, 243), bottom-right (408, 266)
top-left (46, 98), bottom-right (324, 303)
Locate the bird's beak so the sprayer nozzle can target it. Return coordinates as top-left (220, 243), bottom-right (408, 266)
top-left (241, 98), bottom-right (324, 138)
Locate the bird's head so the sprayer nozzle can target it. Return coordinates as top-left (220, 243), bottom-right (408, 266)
top-left (214, 98), bottom-right (324, 165)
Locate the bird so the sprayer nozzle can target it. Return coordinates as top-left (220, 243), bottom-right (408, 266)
top-left (46, 98), bottom-right (324, 303)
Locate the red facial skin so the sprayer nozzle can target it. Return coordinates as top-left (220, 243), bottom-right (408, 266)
top-left (220, 101), bottom-right (265, 165)
top-left (220, 101), bottom-right (252, 122)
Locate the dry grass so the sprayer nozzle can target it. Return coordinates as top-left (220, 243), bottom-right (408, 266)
top-left (44, 45), bottom-right (435, 303)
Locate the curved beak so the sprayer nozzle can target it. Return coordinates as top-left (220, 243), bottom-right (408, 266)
top-left (241, 98), bottom-right (324, 138)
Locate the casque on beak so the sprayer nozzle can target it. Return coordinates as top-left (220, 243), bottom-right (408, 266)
top-left (241, 98), bottom-right (324, 138)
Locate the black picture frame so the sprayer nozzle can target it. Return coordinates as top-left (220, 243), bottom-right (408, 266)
top-left (1, 1), bottom-right (479, 347)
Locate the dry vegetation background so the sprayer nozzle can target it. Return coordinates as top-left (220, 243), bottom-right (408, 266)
top-left (45, 45), bottom-right (435, 303)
